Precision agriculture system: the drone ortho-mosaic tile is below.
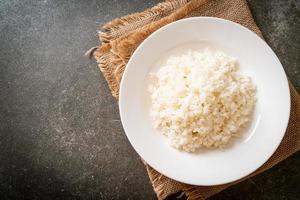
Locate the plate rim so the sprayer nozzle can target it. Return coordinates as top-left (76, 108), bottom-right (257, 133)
top-left (119, 16), bottom-right (291, 186)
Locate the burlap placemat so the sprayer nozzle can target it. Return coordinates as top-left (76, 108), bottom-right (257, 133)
top-left (91, 0), bottom-right (300, 199)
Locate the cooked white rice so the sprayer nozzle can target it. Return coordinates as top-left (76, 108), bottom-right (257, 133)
top-left (148, 49), bottom-right (256, 152)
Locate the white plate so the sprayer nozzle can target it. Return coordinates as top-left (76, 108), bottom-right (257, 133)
top-left (119, 17), bottom-right (290, 186)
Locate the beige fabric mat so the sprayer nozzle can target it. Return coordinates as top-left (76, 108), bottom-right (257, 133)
top-left (92, 0), bottom-right (300, 199)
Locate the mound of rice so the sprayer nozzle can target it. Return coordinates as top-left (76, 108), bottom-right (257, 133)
top-left (148, 49), bottom-right (256, 152)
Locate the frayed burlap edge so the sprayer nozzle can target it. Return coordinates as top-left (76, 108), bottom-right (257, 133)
top-left (100, 0), bottom-right (189, 43)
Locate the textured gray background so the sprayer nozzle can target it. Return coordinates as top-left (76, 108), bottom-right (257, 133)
top-left (0, 0), bottom-right (299, 199)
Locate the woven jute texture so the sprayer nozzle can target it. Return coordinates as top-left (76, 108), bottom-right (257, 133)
top-left (92, 0), bottom-right (300, 199)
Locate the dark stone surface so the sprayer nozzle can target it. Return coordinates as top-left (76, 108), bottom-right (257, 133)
top-left (0, 0), bottom-right (299, 200)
